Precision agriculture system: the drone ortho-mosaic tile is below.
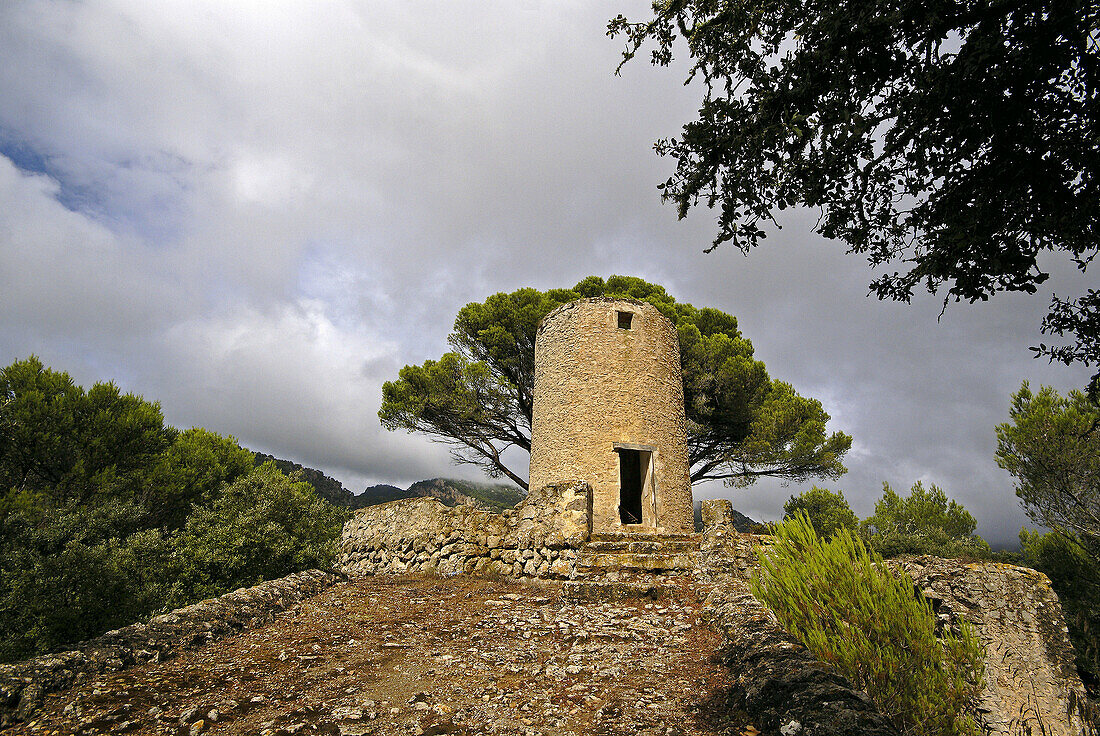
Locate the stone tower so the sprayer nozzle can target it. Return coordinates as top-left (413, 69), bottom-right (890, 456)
top-left (528, 298), bottom-right (693, 534)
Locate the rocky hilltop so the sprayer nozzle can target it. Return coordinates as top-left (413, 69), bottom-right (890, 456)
top-left (252, 453), bottom-right (354, 506)
top-left (252, 453), bottom-right (525, 513)
top-left (1, 575), bottom-right (739, 736)
top-left (357, 478), bottom-right (526, 512)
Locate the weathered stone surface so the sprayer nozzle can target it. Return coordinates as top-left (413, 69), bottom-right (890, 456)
top-left (528, 298), bottom-right (694, 534)
top-left (3, 577), bottom-right (741, 736)
top-left (337, 481), bottom-right (590, 579)
top-left (894, 556), bottom-right (1093, 736)
top-left (699, 498), bottom-right (734, 531)
top-left (0, 569), bottom-right (341, 728)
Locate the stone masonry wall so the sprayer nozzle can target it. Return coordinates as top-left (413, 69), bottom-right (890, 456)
top-left (528, 298), bottom-right (693, 534)
top-left (698, 499), bottom-right (1094, 736)
top-left (896, 556), bottom-right (1094, 736)
top-left (336, 481), bottom-right (590, 579)
top-left (0, 569), bottom-right (341, 729)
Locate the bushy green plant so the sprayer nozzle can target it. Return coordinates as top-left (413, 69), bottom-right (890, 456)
top-left (752, 512), bottom-right (985, 736)
top-left (861, 481), bottom-right (991, 559)
top-left (168, 463), bottom-right (350, 605)
top-left (783, 486), bottom-right (858, 539)
top-left (147, 427), bottom-right (255, 529)
top-left (0, 357), bottom-right (352, 663)
top-left (0, 356), bottom-right (175, 506)
top-left (996, 383), bottom-right (1100, 561)
top-left (0, 499), bottom-right (172, 661)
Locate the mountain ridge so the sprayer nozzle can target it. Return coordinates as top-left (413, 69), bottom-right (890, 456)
top-left (255, 452), bottom-right (762, 526)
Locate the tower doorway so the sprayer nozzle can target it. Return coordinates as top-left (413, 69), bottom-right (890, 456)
top-left (616, 447), bottom-right (651, 525)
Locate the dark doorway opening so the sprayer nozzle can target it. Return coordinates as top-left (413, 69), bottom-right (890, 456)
top-left (617, 448), bottom-right (646, 524)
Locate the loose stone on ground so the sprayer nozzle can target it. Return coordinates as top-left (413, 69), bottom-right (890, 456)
top-left (6, 576), bottom-right (743, 736)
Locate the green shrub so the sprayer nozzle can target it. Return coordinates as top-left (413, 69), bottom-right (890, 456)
top-left (168, 463), bottom-right (350, 605)
top-left (751, 512), bottom-right (985, 736)
top-left (146, 427), bottom-right (255, 529)
top-left (783, 486), bottom-right (859, 539)
top-left (861, 481), bottom-right (991, 559)
top-left (0, 499), bottom-right (173, 661)
top-left (0, 357), bottom-right (353, 663)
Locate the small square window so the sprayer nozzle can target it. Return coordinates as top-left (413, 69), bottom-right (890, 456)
top-left (617, 311), bottom-right (633, 330)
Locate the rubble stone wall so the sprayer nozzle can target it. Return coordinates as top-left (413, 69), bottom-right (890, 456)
top-left (0, 569), bottom-right (341, 729)
top-left (528, 298), bottom-right (693, 534)
top-left (336, 481), bottom-right (591, 579)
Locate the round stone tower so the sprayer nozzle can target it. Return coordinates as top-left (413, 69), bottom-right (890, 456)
top-left (528, 297), bottom-right (693, 535)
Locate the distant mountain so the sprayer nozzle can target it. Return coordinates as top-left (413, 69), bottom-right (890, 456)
top-left (731, 508), bottom-right (767, 533)
top-left (354, 477), bottom-right (526, 512)
top-left (249, 452), bottom-right (526, 514)
top-left (354, 483), bottom-right (410, 508)
top-left (252, 453), bottom-right (354, 506)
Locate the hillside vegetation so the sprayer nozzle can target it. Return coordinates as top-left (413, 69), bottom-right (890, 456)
top-left (0, 356), bottom-right (528, 664)
top-left (0, 357), bottom-right (349, 663)
top-left (252, 452), bottom-right (355, 506)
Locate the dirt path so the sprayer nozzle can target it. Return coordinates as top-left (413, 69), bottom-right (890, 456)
top-left (8, 576), bottom-right (745, 736)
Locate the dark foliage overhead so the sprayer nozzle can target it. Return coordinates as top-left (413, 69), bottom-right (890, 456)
top-left (609, 0), bottom-right (1099, 390)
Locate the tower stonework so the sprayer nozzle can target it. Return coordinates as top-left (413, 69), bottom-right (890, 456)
top-left (528, 298), bottom-right (693, 535)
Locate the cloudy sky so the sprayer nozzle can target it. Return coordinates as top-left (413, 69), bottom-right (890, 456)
top-left (0, 1), bottom-right (1090, 548)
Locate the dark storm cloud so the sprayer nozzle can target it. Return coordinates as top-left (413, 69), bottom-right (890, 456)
top-left (0, 2), bottom-right (1090, 542)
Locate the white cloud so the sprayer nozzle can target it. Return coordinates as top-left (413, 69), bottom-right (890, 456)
top-left (0, 0), bottom-right (1092, 544)
top-left (0, 157), bottom-right (180, 345)
top-left (152, 297), bottom-right (450, 485)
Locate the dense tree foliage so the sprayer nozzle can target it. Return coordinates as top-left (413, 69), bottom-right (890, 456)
top-left (609, 0), bottom-right (1099, 389)
top-left (0, 499), bottom-right (172, 661)
top-left (149, 428), bottom-right (256, 529)
top-left (995, 382), bottom-right (1100, 559)
top-left (752, 512), bottom-right (985, 735)
top-left (861, 481), bottom-right (991, 558)
top-left (0, 357), bottom-right (348, 663)
top-left (253, 452), bottom-right (355, 507)
top-left (783, 486), bottom-right (858, 539)
top-left (380, 276), bottom-right (851, 490)
top-left (169, 464), bottom-right (348, 605)
top-left (0, 356), bottom-right (175, 506)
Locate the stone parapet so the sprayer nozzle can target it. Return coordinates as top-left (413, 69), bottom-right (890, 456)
top-left (336, 481), bottom-right (591, 579)
top-left (0, 569), bottom-right (341, 729)
top-left (895, 556), bottom-right (1094, 736)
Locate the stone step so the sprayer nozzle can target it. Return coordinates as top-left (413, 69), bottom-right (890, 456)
top-left (587, 532), bottom-right (698, 543)
top-left (582, 539), bottom-right (699, 555)
top-left (561, 579), bottom-right (679, 602)
top-left (575, 551), bottom-right (698, 572)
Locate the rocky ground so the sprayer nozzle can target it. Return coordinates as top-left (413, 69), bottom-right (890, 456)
top-left (6, 576), bottom-right (748, 736)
